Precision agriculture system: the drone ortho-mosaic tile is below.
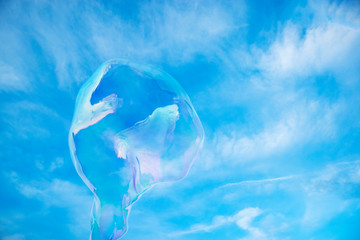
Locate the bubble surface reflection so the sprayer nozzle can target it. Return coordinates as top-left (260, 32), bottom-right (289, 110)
top-left (68, 59), bottom-right (204, 239)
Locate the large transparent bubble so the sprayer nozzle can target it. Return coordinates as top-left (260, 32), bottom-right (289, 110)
top-left (68, 59), bottom-right (204, 240)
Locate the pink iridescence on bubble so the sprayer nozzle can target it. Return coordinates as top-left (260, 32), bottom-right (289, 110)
top-left (68, 59), bottom-right (204, 240)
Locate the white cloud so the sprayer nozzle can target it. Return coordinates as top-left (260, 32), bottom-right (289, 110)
top-left (194, 1), bottom-right (359, 119)
top-left (233, 208), bottom-right (264, 238)
top-left (190, 2), bottom-right (359, 171)
top-left (203, 99), bottom-right (339, 167)
top-left (170, 207), bottom-right (263, 237)
top-left (311, 0), bottom-right (360, 30)
top-left (258, 4), bottom-right (360, 83)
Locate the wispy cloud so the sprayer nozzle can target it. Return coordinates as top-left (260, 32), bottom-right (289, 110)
top-left (0, 100), bottom-right (66, 140)
top-left (0, 0), bottom-right (247, 91)
top-left (35, 157), bottom-right (65, 172)
top-left (230, 160), bottom-right (360, 233)
top-left (167, 158), bottom-right (358, 238)
top-left (0, 62), bottom-right (29, 92)
top-left (200, 98), bottom-right (339, 169)
top-left (301, 160), bottom-right (360, 228)
top-left (7, 172), bottom-right (92, 238)
top-left (258, 22), bottom-right (360, 82)
top-left (170, 207), bottom-right (263, 238)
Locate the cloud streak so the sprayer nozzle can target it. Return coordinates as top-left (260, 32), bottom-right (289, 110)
top-left (219, 175), bottom-right (297, 189)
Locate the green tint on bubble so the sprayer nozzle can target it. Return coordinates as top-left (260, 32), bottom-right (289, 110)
top-left (68, 59), bottom-right (204, 240)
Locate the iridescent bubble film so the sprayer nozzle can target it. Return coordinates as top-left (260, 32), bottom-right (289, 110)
top-left (68, 59), bottom-right (204, 240)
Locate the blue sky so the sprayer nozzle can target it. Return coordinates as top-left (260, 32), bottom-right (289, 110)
top-left (1, 0), bottom-right (360, 239)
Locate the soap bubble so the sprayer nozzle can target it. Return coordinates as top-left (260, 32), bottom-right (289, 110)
top-left (68, 59), bottom-right (204, 239)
